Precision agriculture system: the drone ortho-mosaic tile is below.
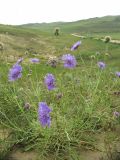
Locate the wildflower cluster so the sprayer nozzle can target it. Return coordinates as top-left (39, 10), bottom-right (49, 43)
top-left (8, 40), bottom-right (120, 128)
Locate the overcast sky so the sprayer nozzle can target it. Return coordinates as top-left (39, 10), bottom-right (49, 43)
top-left (0, 0), bottom-right (120, 25)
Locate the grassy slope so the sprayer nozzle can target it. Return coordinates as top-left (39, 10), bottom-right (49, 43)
top-left (0, 18), bottom-right (120, 159)
top-left (20, 15), bottom-right (120, 37)
top-left (0, 26), bottom-right (120, 68)
top-left (1, 15), bottom-right (120, 39)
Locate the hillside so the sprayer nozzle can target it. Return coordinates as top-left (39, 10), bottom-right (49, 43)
top-left (20, 15), bottom-right (120, 33)
top-left (0, 15), bottom-right (120, 160)
top-left (1, 15), bottom-right (120, 40)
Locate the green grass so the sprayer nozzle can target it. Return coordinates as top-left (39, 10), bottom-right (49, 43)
top-left (0, 24), bottom-right (120, 159)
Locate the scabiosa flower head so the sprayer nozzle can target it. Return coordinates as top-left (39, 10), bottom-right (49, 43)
top-left (17, 58), bottom-right (23, 64)
top-left (38, 102), bottom-right (51, 127)
top-left (8, 64), bottom-right (22, 81)
top-left (62, 54), bottom-right (77, 68)
top-left (96, 51), bottom-right (100, 55)
top-left (71, 41), bottom-right (81, 51)
top-left (115, 72), bottom-right (120, 78)
top-left (104, 36), bottom-right (111, 43)
top-left (113, 111), bottom-right (120, 118)
top-left (56, 93), bottom-right (63, 100)
top-left (24, 103), bottom-right (30, 110)
top-left (97, 61), bottom-right (106, 69)
top-left (44, 73), bottom-right (55, 90)
top-left (30, 58), bottom-right (40, 63)
top-left (90, 55), bottom-right (96, 59)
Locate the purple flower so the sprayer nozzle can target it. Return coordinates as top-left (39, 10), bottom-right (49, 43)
top-left (30, 58), bottom-right (40, 63)
top-left (44, 73), bottom-right (55, 90)
top-left (8, 64), bottom-right (22, 81)
top-left (62, 54), bottom-right (77, 68)
top-left (115, 72), bottom-right (120, 78)
top-left (113, 111), bottom-right (120, 118)
top-left (71, 41), bottom-right (81, 51)
top-left (38, 102), bottom-right (51, 127)
top-left (97, 61), bottom-right (106, 69)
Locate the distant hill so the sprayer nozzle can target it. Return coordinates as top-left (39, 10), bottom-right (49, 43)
top-left (0, 24), bottom-right (37, 37)
top-left (19, 15), bottom-right (120, 33)
top-left (0, 15), bottom-right (120, 37)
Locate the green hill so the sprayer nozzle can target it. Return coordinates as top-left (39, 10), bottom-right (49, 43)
top-left (20, 15), bottom-right (120, 33)
top-left (1, 15), bottom-right (120, 39)
top-left (0, 15), bottom-right (120, 66)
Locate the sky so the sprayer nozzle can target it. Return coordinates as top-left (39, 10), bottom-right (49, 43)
top-left (0, 0), bottom-right (120, 25)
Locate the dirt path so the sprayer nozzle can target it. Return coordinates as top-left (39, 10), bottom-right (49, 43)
top-left (71, 33), bottom-right (120, 44)
top-left (8, 149), bottom-right (103, 160)
top-left (71, 33), bottom-right (86, 38)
